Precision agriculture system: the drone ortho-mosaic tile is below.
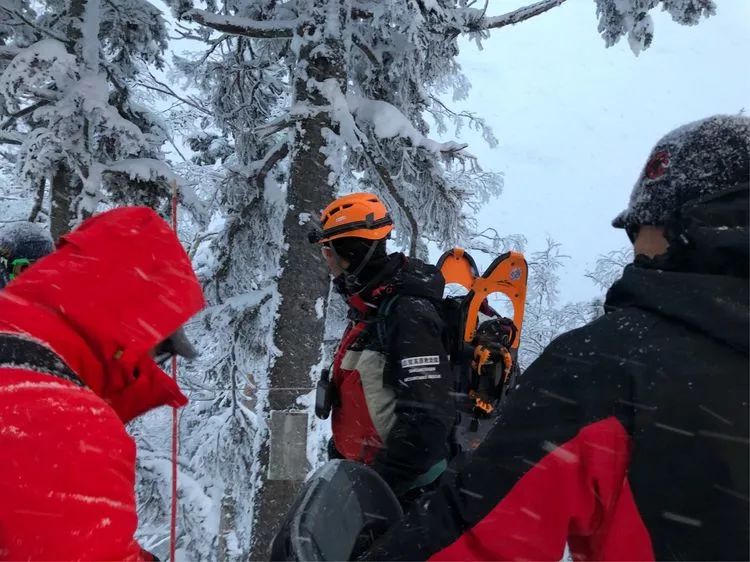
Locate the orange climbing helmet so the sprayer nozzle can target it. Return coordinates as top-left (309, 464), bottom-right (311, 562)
top-left (313, 192), bottom-right (393, 244)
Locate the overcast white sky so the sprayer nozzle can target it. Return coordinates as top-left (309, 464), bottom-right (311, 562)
top-left (447, 0), bottom-right (750, 302)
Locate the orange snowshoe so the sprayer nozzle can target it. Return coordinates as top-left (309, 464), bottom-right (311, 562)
top-left (437, 248), bottom-right (528, 445)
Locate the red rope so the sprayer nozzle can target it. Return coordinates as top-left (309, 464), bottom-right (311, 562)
top-left (169, 183), bottom-right (179, 562)
top-left (170, 357), bottom-right (178, 562)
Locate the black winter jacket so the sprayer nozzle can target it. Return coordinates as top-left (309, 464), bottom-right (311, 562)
top-left (363, 260), bottom-right (749, 560)
top-left (330, 254), bottom-right (456, 496)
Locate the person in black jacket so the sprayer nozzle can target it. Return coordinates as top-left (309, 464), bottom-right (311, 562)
top-left (361, 115), bottom-right (749, 561)
top-left (311, 192), bottom-right (455, 503)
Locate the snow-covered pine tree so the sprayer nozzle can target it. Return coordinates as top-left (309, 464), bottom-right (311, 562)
top-left (153, 0), bottom-right (716, 558)
top-left (595, 0), bottom-right (716, 55)
top-left (0, 0), bottom-right (173, 237)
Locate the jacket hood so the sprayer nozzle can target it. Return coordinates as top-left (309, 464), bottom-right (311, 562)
top-left (606, 264), bottom-right (749, 355)
top-left (0, 207), bottom-right (205, 422)
top-left (346, 254), bottom-right (445, 314)
top-left (362, 253), bottom-right (445, 301)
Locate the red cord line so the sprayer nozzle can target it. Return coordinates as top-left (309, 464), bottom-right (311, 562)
top-left (170, 356), bottom-right (178, 562)
top-left (169, 183), bottom-right (179, 562)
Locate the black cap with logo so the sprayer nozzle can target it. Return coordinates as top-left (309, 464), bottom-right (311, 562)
top-left (613, 115), bottom-right (750, 233)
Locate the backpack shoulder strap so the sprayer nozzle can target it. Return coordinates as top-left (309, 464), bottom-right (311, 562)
top-left (375, 294), bottom-right (401, 349)
top-left (0, 333), bottom-right (86, 387)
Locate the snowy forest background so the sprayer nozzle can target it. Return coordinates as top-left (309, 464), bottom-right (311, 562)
top-left (1, 0), bottom-right (747, 559)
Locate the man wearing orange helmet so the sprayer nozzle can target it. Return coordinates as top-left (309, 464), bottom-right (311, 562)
top-left (311, 192), bottom-right (455, 503)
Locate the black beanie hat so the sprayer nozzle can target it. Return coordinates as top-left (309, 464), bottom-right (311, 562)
top-left (613, 114), bottom-right (750, 230)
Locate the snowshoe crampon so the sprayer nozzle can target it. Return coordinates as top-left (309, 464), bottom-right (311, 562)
top-left (269, 460), bottom-right (403, 561)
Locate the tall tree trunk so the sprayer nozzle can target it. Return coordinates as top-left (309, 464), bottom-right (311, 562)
top-left (249, 1), bottom-right (348, 558)
top-left (50, 164), bottom-right (82, 240)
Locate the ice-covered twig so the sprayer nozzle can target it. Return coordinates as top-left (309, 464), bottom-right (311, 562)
top-left (0, 100), bottom-right (49, 131)
top-left (188, 231), bottom-right (220, 260)
top-left (428, 94), bottom-right (498, 148)
top-left (585, 247), bottom-right (633, 290)
top-left (0, 131), bottom-right (23, 145)
top-left (361, 145), bottom-right (419, 257)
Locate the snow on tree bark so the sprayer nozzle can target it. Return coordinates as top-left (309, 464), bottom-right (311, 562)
top-left (50, 163), bottom-right (79, 240)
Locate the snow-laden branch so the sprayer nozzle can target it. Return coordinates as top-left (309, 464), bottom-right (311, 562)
top-left (104, 158), bottom-right (178, 183)
top-left (351, 2), bottom-right (376, 20)
top-left (0, 40), bottom-right (77, 110)
top-left (254, 103), bottom-right (325, 137)
top-left (137, 71), bottom-right (211, 115)
top-left (347, 93), bottom-right (473, 158)
top-left (187, 9), bottom-right (297, 39)
top-left (307, 84), bottom-right (425, 256)
top-left (1, 100), bottom-right (49, 130)
top-left (315, 80), bottom-right (472, 158)
top-left (0, 5), bottom-right (69, 43)
top-left (352, 34), bottom-right (381, 66)
top-left (465, 0), bottom-right (567, 32)
top-left (255, 142), bottom-right (289, 190)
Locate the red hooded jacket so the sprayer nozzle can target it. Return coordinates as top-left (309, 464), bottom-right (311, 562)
top-left (0, 207), bottom-right (204, 560)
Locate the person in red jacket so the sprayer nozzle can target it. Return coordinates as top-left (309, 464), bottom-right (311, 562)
top-left (361, 115), bottom-right (749, 561)
top-left (0, 207), bottom-right (205, 561)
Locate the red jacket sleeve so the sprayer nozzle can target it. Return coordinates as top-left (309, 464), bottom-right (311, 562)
top-left (0, 370), bottom-right (149, 561)
top-left (430, 418), bottom-right (638, 561)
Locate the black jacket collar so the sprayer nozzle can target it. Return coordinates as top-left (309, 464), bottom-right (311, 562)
top-left (606, 264), bottom-right (749, 355)
top-left (345, 253), bottom-right (445, 318)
